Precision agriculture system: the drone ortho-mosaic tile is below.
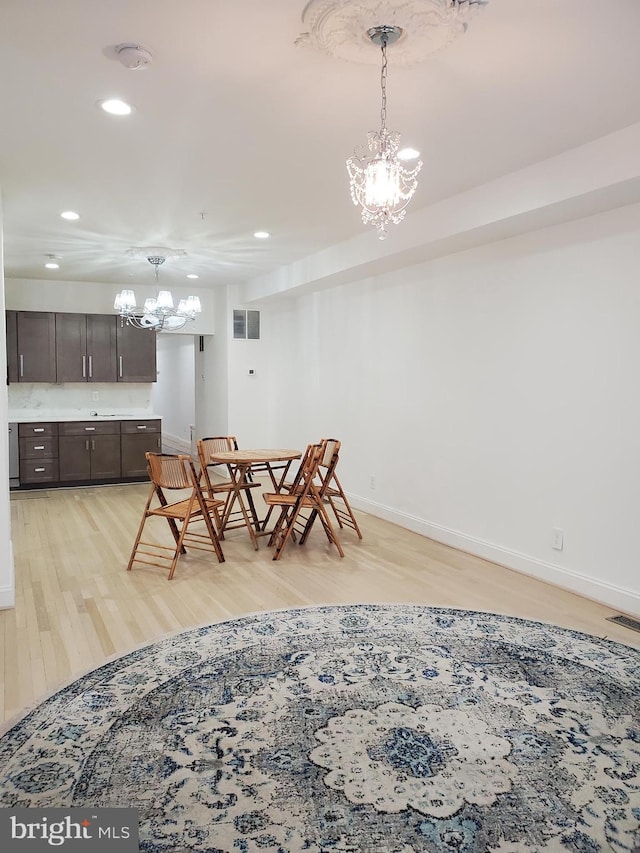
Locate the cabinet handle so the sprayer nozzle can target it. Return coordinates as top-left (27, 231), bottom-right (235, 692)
top-left (19, 354), bottom-right (24, 377)
top-left (157, 437), bottom-right (161, 449)
top-left (88, 355), bottom-right (93, 378)
top-left (33, 445), bottom-right (45, 450)
top-left (85, 440), bottom-right (90, 451)
top-left (33, 428), bottom-right (45, 433)
top-left (92, 440), bottom-right (95, 451)
top-left (136, 425), bottom-right (147, 429)
top-left (84, 426), bottom-right (96, 431)
top-left (82, 355), bottom-right (86, 378)
top-left (34, 467), bottom-right (45, 473)
top-left (119, 356), bottom-right (123, 378)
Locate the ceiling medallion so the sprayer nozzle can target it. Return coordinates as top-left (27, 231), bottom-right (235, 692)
top-left (296, 0), bottom-right (488, 65)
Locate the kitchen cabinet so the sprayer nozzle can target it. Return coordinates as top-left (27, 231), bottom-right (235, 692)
top-left (121, 419), bottom-right (162, 477)
top-left (5, 310), bottom-right (157, 384)
top-left (58, 421), bottom-right (121, 482)
top-left (18, 422), bottom-right (59, 484)
top-left (6, 310), bottom-right (18, 384)
top-left (55, 313), bottom-right (117, 382)
top-left (116, 321), bottom-right (157, 382)
top-left (15, 311), bottom-right (57, 382)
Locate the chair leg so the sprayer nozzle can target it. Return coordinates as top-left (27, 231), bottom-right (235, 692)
top-left (271, 511), bottom-right (298, 560)
top-left (127, 486), bottom-right (155, 571)
top-left (195, 492), bottom-right (225, 565)
top-left (314, 502), bottom-right (345, 557)
top-left (327, 474), bottom-right (363, 539)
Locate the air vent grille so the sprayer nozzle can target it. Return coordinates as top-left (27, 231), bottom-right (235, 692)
top-left (233, 309), bottom-right (260, 340)
top-left (606, 614), bottom-right (640, 634)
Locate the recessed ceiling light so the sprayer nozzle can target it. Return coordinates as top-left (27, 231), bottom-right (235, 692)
top-left (98, 98), bottom-right (133, 116)
top-left (187, 274), bottom-right (199, 279)
top-left (397, 147), bottom-right (421, 161)
top-left (45, 262), bottom-right (60, 269)
top-left (254, 231), bottom-right (270, 239)
top-left (60, 210), bottom-right (80, 221)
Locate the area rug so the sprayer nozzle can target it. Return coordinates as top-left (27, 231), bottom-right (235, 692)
top-left (0, 605), bottom-right (639, 852)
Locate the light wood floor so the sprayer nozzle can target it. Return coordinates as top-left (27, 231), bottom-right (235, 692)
top-left (1, 481), bottom-right (638, 729)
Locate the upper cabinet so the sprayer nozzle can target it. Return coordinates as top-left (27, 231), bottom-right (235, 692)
top-left (5, 311), bottom-right (18, 384)
top-left (55, 313), bottom-right (117, 383)
top-left (5, 311), bottom-right (157, 384)
top-left (15, 311), bottom-right (57, 382)
top-left (116, 320), bottom-right (157, 382)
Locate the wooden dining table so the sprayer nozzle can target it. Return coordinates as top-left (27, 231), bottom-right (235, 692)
top-left (208, 448), bottom-right (302, 549)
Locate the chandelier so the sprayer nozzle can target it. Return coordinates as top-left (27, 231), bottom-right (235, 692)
top-left (346, 25), bottom-right (423, 239)
top-left (114, 254), bottom-right (202, 331)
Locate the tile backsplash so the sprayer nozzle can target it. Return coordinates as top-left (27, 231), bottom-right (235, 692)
top-left (8, 383), bottom-right (153, 416)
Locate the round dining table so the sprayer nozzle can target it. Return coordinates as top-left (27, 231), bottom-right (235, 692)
top-left (208, 448), bottom-right (302, 549)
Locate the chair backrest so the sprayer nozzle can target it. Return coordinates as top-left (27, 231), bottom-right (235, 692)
top-left (145, 452), bottom-right (195, 490)
top-left (316, 438), bottom-right (340, 494)
top-left (196, 436), bottom-right (236, 493)
top-left (321, 438), bottom-right (340, 469)
top-left (292, 442), bottom-right (325, 498)
top-left (200, 436), bottom-right (237, 456)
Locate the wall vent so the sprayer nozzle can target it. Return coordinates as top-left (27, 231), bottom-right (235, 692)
top-left (606, 614), bottom-right (640, 634)
top-left (233, 309), bottom-right (260, 340)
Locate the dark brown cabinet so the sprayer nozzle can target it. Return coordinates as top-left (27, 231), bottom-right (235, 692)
top-left (55, 313), bottom-right (117, 383)
top-left (15, 312), bottom-right (57, 382)
top-left (15, 418), bottom-right (161, 487)
top-left (6, 310), bottom-right (18, 384)
top-left (116, 321), bottom-right (157, 382)
top-left (58, 421), bottom-right (121, 482)
top-left (121, 420), bottom-right (162, 477)
top-left (5, 310), bottom-right (157, 384)
top-left (18, 423), bottom-right (59, 484)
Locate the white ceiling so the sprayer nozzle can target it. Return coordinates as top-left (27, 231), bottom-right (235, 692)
top-left (1, 0), bottom-right (640, 291)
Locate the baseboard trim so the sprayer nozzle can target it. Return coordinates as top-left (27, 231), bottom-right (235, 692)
top-left (350, 494), bottom-right (640, 617)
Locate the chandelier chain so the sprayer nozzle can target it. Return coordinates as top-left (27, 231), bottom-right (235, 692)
top-left (379, 36), bottom-right (388, 135)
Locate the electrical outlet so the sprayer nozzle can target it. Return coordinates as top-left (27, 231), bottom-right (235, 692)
top-left (370, 475), bottom-right (376, 490)
top-left (552, 527), bottom-right (564, 551)
top-left (92, 391), bottom-right (99, 402)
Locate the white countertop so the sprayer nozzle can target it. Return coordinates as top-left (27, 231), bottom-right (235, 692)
top-left (8, 410), bottom-right (162, 423)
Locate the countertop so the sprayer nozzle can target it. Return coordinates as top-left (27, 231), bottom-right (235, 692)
top-left (8, 411), bottom-right (162, 423)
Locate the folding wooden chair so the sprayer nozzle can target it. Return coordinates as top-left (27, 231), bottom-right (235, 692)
top-left (263, 442), bottom-right (344, 560)
top-left (196, 437), bottom-right (261, 537)
top-left (127, 452), bottom-right (225, 580)
top-left (316, 437), bottom-right (363, 540)
top-left (279, 439), bottom-right (363, 542)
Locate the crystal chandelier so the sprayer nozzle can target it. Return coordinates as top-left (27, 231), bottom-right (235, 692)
top-left (346, 25), bottom-right (423, 240)
top-left (114, 255), bottom-right (202, 331)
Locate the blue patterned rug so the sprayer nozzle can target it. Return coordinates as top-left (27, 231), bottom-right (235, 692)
top-left (1, 605), bottom-right (639, 852)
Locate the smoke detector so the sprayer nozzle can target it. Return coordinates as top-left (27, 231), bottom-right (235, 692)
top-left (115, 43), bottom-right (153, 70)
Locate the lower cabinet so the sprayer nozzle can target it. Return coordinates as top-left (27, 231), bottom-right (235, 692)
top-left (16, 419), bottom-right (162, 486)
top-left (58, 421), bottom-right (121, 481)
top-left (121, 420), bottom-right (162, 478)
top-left (19, 422), bottom-right (59, 485)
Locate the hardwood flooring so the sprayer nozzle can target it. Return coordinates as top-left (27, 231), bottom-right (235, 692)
top-left (1, 481), bottom-right (638, 728)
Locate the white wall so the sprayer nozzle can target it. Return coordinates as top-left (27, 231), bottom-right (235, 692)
top-left (0, 191), bottom-right (15, 608)
top-left (231, 203), bottom-right (640, 615)
top-left (151, 334), bottom-right (196, 450)
top-left (4, 277), bottom-right (217, 336)
top-left (194, 287), bottom-right (230, 442)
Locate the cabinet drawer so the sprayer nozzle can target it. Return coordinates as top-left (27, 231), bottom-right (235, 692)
top-left (19, 437), bottom-right (58, 459)
top-left (59, 420), bottom-right (121, 436)
top-left (120, 419), bottom-right (161, 434)
top-left (18, 422), bottom-right (58, 437)
top-left (20, 459), bottom-right (59, 483)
